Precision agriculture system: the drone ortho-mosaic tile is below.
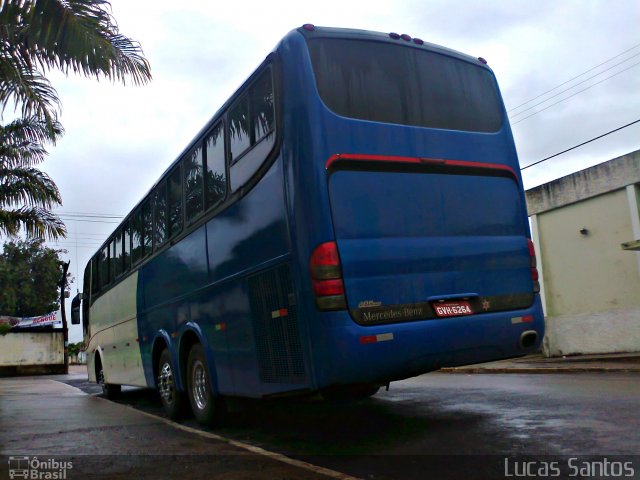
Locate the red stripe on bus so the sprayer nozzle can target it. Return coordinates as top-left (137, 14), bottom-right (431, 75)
top-left (325, 154), bottom-right (517, 178)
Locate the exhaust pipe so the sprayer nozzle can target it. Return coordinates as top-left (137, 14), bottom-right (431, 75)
top-left (519, 330), bottom-right (538, 349)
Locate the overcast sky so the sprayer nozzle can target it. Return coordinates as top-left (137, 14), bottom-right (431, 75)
top-left (29, 0), bottom-right (639, 341)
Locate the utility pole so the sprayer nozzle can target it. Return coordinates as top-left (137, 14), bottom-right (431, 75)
top-left (59, 260), bottom-right (70, 374)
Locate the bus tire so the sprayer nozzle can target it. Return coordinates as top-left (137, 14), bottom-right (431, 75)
top-left (157, 348), bottom-right (185, 419)
top-left (321, 383), bottom-right (380, 402)
top-left (97, 365), bottom-right (121, 400)
top-left (186, 344), bottom-right (221, 426)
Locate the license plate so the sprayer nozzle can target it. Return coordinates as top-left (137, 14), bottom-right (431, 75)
top-left (433, 300), bottom-right (474, 318)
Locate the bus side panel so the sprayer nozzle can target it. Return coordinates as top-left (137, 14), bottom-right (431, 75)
top-left (206, 158), bottom-right (308, 397)
top-left (87, 271), bottom-right (146, 387)
top-left (138, 226), bottom-right (209, 388)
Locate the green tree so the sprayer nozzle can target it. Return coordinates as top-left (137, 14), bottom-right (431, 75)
top-left (0, 0), bottom-right (151, 239)
top-left (67, 341), bottom-right (83, 356)
top-left (0, 238), bottom-right (70, 316)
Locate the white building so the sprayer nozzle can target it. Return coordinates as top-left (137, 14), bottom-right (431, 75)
top-left (526, 149), bottom-right (640, 357)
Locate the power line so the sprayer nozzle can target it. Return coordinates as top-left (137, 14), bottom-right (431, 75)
top-left (58, 217), bottom-right (120, 224)
top-left (509, 43), bottom-right (640, 112)
top-left (45, 244), bottom-right (102, 249)
top-left (58, 210), bottom-right (125, 217)
top-left (49, 238), bottom-right (104, 243)
top-left (509, 54), bottom-right (640, 119)
top-left (59, 213), bottom-right (124, 220)
top-left (46, 239), bottom-right (103, 245)
top-left (511, 61), bottom-right (640, 125)
top-left (521, 119), bottom-right (640, 171)
top-left (63, 232), bottom-right (111, 237)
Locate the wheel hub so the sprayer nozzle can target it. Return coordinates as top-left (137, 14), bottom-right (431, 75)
top-left (192, 360), bottom-right (208, 410)
top-left (158, 362), bottom-right (174, 403)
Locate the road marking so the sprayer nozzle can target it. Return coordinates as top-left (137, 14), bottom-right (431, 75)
top-left (59, 381), bottom-right (361, 480)
top-left (122, 406), bottom-right (361, 479)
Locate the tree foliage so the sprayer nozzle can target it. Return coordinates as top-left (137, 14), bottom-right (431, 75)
top-left (0, 0), bottom-right (152, 239)
top-left (0, 237), bottom-right (70, 316)
top-left (68, 341), bottom-right (83, 356)
top-left (0, 116), bottom-right (66, 238)
top-left (0, 0), bottom-right (152, 125)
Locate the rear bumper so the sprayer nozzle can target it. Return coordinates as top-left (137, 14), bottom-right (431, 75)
top-left (311, 297), bottom-right (544, 387)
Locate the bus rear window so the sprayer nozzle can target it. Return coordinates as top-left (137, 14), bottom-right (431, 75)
top-left (307, 39), bottom-right (503, 132)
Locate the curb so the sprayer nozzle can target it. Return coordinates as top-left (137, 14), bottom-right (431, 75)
top-left (440, 366), bottom-right (640, 374)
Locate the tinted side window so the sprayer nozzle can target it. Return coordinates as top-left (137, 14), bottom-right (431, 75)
top-left (123, 222), bottom-right (131, 271)
top-left (142, 199), bottom-right (153, 257)
top-left (229, 69), bottom-right (276, 191)
top-left (110, 239), bottom-right (117, 280)
top-left (91, 256), bottom-right (99, 296)
top-left (168, 167), bottom-right (183, 237)
top-left (154, 181), bottom-right (167, 248)
top-left (83, 263), bottom-right (90, 295)
top-left (131, 208), bottom-right (143, 264)
top-left (114, 231), bottom-right (123, 277)
top-left (229, 95), bottom-right (250, 161)
top-left (205, 123), bottom-right (226, 209)
top-left (184, 148), bottom-right (204, 221)
top-left (252, 71), bottom-right (275, 143)
top-left (99, 246), bottom-right (109, 289)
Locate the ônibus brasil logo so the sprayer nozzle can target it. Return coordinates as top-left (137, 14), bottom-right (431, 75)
top-left (8, 456), bottom-right (73, 479)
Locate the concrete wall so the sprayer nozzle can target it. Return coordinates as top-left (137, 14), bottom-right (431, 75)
top-left (538, 189), bottom-right (640, 316)
top-left (527, 150), bottom-right (640, 357)
top-left (527, 150), bottom-right (640, 215)
top-left (536, 189), bottom-right (640, 355)
top-left (0, 331), bottom-right (65, 375)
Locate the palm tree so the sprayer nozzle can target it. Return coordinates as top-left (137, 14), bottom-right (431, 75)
top-left (0, 116), bottom-right (65, 238)
top-left (0, 0), bottom-right (152, 239)
top-left (0, 0), bottom-right (152, 126)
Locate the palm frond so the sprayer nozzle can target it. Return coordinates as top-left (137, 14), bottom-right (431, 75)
top-left (0, 205), bottom-right (66, 239)
top-left (0, 165), bottom-right (62, 208)
top-left (20, 0), bottom-right (152, 85)
top-left (0, 141), bottom-right (48, 166)
top-left (0, 115), bottom-right (63, 144)
top-left (0, 116), bottom-right (63, 167)
top-left (0, 53), bottom-right (60, 124)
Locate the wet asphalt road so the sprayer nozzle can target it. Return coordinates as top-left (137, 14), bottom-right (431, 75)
top-left (65, 372), bottom-right (640, 479)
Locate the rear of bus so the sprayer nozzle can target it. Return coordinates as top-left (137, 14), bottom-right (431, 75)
top-left (279, 26), bottom-right (544, 389)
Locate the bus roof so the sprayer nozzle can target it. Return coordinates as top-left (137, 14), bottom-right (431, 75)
top-left (294, 25), bottom-right (490, 68)
top-left (92, 25), bottom-right (495, 255)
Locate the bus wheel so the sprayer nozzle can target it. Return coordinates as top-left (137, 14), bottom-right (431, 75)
top-left (157, 349), bottom-right (185, 419)
top-left (98, 366), bottom-right (121, 399)
top-left (187, 344), bottom-right (221, 426)
top-left (321, 383), bottom-right (380, 402)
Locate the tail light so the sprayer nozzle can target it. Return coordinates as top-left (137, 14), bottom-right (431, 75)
top-left (528, 239), bottom-right (540, 293)
top-left (310, 242), bottom-right (347, 311)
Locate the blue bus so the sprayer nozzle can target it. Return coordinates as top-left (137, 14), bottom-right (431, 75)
top-left (73, 25), bottom-right (544, 425)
